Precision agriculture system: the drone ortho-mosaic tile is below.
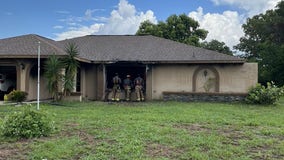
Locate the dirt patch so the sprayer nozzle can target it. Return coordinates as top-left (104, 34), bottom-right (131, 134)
top-left (173, 123), bottom-right (251, 146)
top-left (0, 141), bottom-right (30, 160)
top-left (59, 127), bottom-right (95, 145)
top-left (248, 144), bottom-right (284, 160)
top-left (0, 148), bottom-right (19, 160)
top-left (174, 123), bottom-right (212, 133)
top-left (77, 131), bottom-right (95, 145)
top-left (145, 143), bottom-right (184, 158)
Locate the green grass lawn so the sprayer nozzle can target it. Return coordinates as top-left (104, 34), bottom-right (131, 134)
top-left (0, 99), bottom-right (284, 160)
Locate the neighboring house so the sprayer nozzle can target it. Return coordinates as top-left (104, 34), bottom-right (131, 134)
top-left (0, 34), bottom-right (257, 101)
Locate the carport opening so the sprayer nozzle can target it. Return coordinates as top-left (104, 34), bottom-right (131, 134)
top-left (105, 63), bottom-right (146, 100)
top-left (0, 66), bottom-right (17, 100)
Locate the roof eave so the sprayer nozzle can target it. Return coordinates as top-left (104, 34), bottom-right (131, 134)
top-left (0, 55), bottom-right (67, 59)
top-left (86, 60), bottom-right (245, 64)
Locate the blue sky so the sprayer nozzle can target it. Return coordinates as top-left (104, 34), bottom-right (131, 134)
top-left (0, 0), bottom-right (281, 49)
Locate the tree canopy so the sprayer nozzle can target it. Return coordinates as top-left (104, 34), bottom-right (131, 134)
top-left (136, 14), bottom-right (208, 46)
top-left (235, 1), bottom-right (284, 86)
top-left (201, 39), bottom-right (233, 55)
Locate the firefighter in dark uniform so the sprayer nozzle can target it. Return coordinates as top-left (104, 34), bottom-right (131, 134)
top-left (112, 73), bottom-right (121, 101)
top-left (134, 74), bottom-right (144, 101)
top-left (123, 74), bottom-right (132, 101)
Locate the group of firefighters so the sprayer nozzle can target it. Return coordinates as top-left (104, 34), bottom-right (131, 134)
top-left (111, 73), bottom-right (144, 102)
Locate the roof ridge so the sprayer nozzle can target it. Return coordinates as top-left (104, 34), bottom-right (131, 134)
top-left (31, 34), bottom-right (66, 54)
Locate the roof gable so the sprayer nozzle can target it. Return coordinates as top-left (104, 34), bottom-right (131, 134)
top-left (0, 34), bottom-right (66, 58)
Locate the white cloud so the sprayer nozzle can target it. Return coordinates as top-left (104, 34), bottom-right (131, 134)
top-left (55, 24), bottom-right (103, 40)
top-left (99, 0), bottom-right (157, 35)
top-left (189, 7), bottom-right (244, 50)
top-left (54, 0), bottom-right (157, 40)
top-left (188, 0), bottom-right (281, 50)
top-left (211, 0), bottom-right (281, 17)
top-left (53, 25), bottom-right (64, 29)
top-left (55, 10), bottom-right (70, 14)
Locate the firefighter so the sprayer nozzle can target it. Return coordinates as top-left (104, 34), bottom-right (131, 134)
top-left (134, 74), bottom-right (144, 101)
top-left (112, 73), bottom-right (121, 101)
top-left (123, 74), bottom-right (132, 101)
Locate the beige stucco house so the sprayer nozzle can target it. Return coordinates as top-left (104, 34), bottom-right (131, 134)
top-left (0, 34), bottom-right (257, 101)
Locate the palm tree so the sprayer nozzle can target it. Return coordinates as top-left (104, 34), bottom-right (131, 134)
top-left (44, 53), bottom-right (64, 101)
top-left (63, 42), bottom-right (79, 96)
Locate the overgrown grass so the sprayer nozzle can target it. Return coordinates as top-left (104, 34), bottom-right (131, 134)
top-left (0, 99), bottom-right (284, 160)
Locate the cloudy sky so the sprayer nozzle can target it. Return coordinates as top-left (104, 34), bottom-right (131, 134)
top-left (0, 0), bottom-right (281, 49)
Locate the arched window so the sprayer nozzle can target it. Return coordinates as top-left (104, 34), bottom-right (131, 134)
top-left (192, 66), bottom-right (220, 92)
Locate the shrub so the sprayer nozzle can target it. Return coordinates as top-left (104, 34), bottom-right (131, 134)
top-left (3, 94), bottom-right (8, 101)
top-left (1, 106), bottom-right (55, 138)
top-left (7, 90), bottom-right (28, 103)
top-left (245, 82), bottom-right (284, 105)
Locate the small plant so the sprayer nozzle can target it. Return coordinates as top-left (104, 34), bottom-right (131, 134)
top-left (1, 106), bottom-right (55, 138)
top-left (7, 90), bottom-right (28, 103)
top-left (245, 82), bottom-right (284, 105)
top-left (3, 94), bottom-right (8, 101)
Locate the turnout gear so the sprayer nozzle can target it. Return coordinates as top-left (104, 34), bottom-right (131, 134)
top-left (134, 75), bottom-right (144, 101)
top-left (112, 74), bottom-right (121, 101)
top-left (123, 75), bottom-right (132, 101)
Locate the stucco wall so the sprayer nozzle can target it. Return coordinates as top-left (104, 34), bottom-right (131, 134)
top-left (151, 64), bottom-right (195, 99)
top-left (151, 63), bottom-right (257, 100)
top-left (28, 76), bottom-right (51, 100)
top-left (217, 63), bottom-right (258, 93)
top-left (81, 64), bottom-right (97, 100)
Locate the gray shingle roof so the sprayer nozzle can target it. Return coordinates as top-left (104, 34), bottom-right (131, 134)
top-left (0, 34), bottom-right (66, 58)
top-left (0, 34), bottom-right (244, 63)
top-left (59, 35), bottom-right (244, 63)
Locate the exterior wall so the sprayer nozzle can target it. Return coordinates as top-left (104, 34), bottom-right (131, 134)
top-left (26, 60), bottom-right (51, 100)
top-left (145, 65), bottom-right (153, 100)
top-left (2, 59), bottom-right (256, 102)
top-left (151, 64), bottom-right (195, 99)
top-left (28, 74), bottom-right (51, 100)
top-left (81, 64), bottom-right (97, 100)
top-left (163, 92), bottom-right (247, 102)
top-left (151, 63), bottom-right (257, 100)
top-left (96, 64), bottom-right (105, 100)
top-left (217, 63), bottom-right (258, 93)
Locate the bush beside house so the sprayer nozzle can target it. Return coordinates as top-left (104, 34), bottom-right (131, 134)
top-left (246, 82), bottom-right (284, 105)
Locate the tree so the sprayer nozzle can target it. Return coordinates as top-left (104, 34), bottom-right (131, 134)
top-left (136, 14), bottom-right (208, 46)
top-left (234, 1), bottom-right (284, 86)
top-left (44, 54), bottom-right (63, 101)
top-left (44, 43), bottom-right (80, 100)
top-left (63, 43), bottom-right (79, 96)
top-left (201, 39), bottom-right (233, 55)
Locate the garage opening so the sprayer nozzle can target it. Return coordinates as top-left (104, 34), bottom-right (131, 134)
top-left (105, 63), bottom-right (146, 101)
top-left (0, 66), bottom-right (17, 100)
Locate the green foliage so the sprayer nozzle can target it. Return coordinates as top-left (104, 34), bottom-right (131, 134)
top-left (29, 137), bottom-right (85, 160)
top-left (201, 39), bottom-right (233, 55)
top-left (6, 90), bottom-right (28, 103)
top-left (44, 43), bottom-right (79, 100)
top-left (0, 101), bottom-right (284, 159)
top-left (1, 106), bottom-right (55, 138)
top-left (63, 43), bottom-right (79, 96)
top-left (246, 82), bottom-right (284, 105)
top-left (136, 14), bottom-right (208, 46)
top-left (235, 1), bottom-right (284, 86)
top-left (44, 53), bottom-right (64, 101)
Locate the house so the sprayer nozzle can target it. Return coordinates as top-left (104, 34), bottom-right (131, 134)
top-left (0, 34), bottom-right (257, 101)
